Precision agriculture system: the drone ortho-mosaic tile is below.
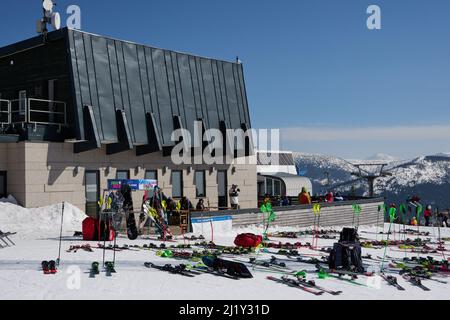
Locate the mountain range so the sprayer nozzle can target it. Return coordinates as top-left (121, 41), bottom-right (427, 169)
top-left (293, 152), bottom-right (450, 210)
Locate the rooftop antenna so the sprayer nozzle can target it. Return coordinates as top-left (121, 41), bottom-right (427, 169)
top-left (37, 0), bottom-right (61, 35)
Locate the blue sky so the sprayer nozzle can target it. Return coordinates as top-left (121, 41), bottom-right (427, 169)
top-left (1, 0), bottom-right (450, 159)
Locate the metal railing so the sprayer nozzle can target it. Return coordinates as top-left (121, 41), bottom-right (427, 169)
top-left (0, 99), bottom-right (10, 126)
top-left (7, 98), bottom-right (67, 129)
top-left (28, 98), bottom-right (67, 127)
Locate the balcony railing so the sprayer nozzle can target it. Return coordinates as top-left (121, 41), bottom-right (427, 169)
top-left (5, 98), bottom-right (67, 129)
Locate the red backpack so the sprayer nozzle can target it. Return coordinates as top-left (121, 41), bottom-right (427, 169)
top-left (234, 233), bottom-right (263, 248)
top-left (82, 217), bottom-right (115, 241)
top-left (82, 217), bottom-right (98, 241)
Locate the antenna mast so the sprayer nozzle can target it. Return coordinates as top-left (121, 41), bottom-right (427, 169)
top-left (37, 0), bottom-right (61, 35)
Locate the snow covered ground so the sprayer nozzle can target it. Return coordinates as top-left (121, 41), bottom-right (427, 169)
top-left (0, 202), bottom-right (448, 300)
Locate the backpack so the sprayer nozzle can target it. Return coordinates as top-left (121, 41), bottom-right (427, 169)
top-left (234, 233), bottom-right (263, 248)
top-left (82, 217), bottom-right (98, 241)
top-left (329, 242), bottom-right (363, 272)
top-left (339, 228), bottom-right (359, 243)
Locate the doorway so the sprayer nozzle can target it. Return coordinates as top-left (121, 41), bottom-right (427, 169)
top-left (217, 170), bottom-right (228, 209)
top-left (85, 170), bottom-right (100, 218)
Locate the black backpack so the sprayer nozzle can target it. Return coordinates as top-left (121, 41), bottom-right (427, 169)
top-left (329, 242), bottom-right (364, 272)
top-left (339, 228), bottom-right (359, 243)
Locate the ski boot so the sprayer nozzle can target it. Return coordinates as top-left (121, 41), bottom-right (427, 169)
top-left (41, 261), bottom-right (50, 275)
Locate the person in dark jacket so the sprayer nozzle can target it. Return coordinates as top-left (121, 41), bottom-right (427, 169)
top-left (196, 199), bottom-right (206, 211)
top-left (180, 196), bottom-right (194, 211)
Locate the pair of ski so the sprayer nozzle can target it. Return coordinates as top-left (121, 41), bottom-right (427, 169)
top-left (402, 274), bottom-right (430, 291)
top-left (380, 274), bottom-right (405, 291)
top-left (41, 261), bottom-right (57, 275)
top-left (267, 276), bottom-right (342, 296)
top-left (89, 262), bottom-right (116, 278)
top-left (144, 262), bottom-right (201, 278)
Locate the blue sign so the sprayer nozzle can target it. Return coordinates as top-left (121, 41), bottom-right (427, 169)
top-left (107, 179), bottom-right (158, 191)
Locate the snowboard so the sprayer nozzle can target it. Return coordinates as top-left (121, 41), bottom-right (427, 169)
top-left (202, 256), bottom-right (253, 279)
top-left (126, 211), bottom-right (139, 240)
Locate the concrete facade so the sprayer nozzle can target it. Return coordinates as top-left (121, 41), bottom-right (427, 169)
top-left (0, 142), bottom-right (258, 212)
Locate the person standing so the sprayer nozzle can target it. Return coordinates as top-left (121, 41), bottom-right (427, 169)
top-left (298, 187), bottom-right (312, 205)
top-left (424, 205), bottom-right (432, 227)
top-left (229, 185), bottom-right (240, 209)
top-left (325, 191), bottom-right (334, 203)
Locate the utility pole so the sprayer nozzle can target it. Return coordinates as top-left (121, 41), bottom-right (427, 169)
top-left (324, 171), bottom-right (331, 189)
top-left (351, 163), bottom-right (392, 198)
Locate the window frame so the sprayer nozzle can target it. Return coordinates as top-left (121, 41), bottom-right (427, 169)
top-left (171, 170), bottom-right (184, 199)
top-left (194, 170), bottom-right (206, 198)
top-left (145, 170), bottom-right (158, 181)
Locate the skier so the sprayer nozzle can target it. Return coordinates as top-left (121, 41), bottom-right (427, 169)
top-left (411, 216), bottom-right (418, 226)
top-left (424, 205), bottom-right (432, 227)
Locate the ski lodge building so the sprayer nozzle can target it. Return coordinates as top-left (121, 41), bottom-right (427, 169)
top-left (0, 28), bottom-right (256, 216)
top-left (0, 28), bottom-right (384, 229)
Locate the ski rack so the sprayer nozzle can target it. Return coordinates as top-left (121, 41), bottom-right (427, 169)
top-left (99, 179), bottom-right (159, 267)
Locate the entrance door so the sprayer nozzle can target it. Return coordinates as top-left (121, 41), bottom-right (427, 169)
top-left (0, 171), bottom-right (6, 198)
top-left (85, 170), bottom-right (100, 218)
top-left (217, 170), bottom-right (228, 209)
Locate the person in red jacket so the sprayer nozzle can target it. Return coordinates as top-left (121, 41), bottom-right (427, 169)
top-left (325, 191), bottom-right (334, 203)
top-left (424, 205), bottom-right (433, 226)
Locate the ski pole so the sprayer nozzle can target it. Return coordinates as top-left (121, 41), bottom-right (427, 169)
top-left (56, 202), bottom-right (65, 267)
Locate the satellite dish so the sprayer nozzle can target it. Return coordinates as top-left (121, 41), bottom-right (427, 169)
top-left (51, 12), bottom-right (61, 30)
top-left (42, 0), bottom-right (54, 11)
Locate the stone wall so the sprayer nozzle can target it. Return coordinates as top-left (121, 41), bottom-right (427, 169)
top-left (1, 142), bottom-right (258, 211)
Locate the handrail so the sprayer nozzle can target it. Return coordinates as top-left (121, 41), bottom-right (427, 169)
top-left (6, 98), bottom-right (67, 127)
top-left (28, 98), bottom-right (67, 127)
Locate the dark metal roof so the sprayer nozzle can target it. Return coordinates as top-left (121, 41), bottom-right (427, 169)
top-left (0, 28), bottom-right (252, 155)
top-left (65, 29), bottom-right (251, 153)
